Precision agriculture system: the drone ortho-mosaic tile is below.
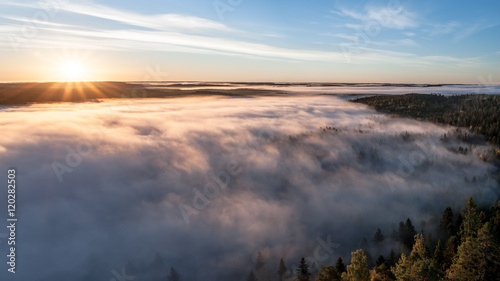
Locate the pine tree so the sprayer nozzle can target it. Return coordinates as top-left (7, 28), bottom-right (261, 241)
top-left (316, 265), bottom-right (340, 281)
top-left (460, 197), bottom-right (482, 241)
top-left (296, 257), bottom-right (311, 281)
top-left (150, 252), bottom-right (165, 276)
top-left (391, 253), bottom-right (410, 280)
top-left (373, 229), bottom-right (385, 245)
top-left (376, 255), bottom-right (386, 267)
top-left (424, 232), bottom-right (435, 255)
top-left (255, 252), bottom-right (265, 270)
top-left (360, 237), bottom-right (370, 250)
top-left (490, 204), bottom-right (500, 244)
top-left (479, 211), bottom-right (487, 225)
top-left (167, 267), bottom-right (181, 281)
top-left (150, 252), bottom-right (165, 269)
top-left (404, 219), bottom-right (417, 250)
top-left (278, 258), bottom-right (287, 281)
top-left (455, 214), bottom-right (463, 241)
top-left (391, 229), bottom-right (398, 241)
top-left (371, 263), bottom-right (395, 281)
top-left (392, 234), bottom-right (440, 281)
top-left (408, 234), bottom-right (428, 261)
top-left (478, 223), bottom-right (500, 280)
top-left (335, 257), bottom-right (346, 275)
top-left (446, 223), bottom-right (500, 281)
top-left (246, 271), bottom-right (258, 281)
top-left (341, 249), bottom-right (370, 281)
top-left (360, 238), bottom-right (373, 267)
top-left (387, 249), bottom-right (398, 267)
top-left (398, 219), bottom-right (417, 253)
top-left (443, 235), bottom-right (458, 270)
top-left (431, 240), bottom-right (445, 272)
top-left (397, 221), bottom-right (406, 243)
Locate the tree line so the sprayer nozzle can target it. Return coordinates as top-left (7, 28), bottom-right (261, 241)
top-left (353, 94), bottom-right (500, 145)
top-left (246, 197), bottom-right (500, 281)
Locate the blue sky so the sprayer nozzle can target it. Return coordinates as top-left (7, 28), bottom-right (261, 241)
top-left (0, 0), bottom-right (499, 82)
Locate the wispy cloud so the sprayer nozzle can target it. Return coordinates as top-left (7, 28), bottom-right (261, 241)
top-left (371, 38), bottom-right (419, 47)
top-left (0, 0), bottom-right (478, 68)
top-left (320, 32), bottom-right (359, 41)
top-left (0, 2), bottom-right (388, 63)
top-left (0, 14), bottom-right (74, 28)
top-left (333, 5), bottom-right (418, 30)
top-left (344, 23), bottom-right (363, 30)
top-left (424, 21), bottom-right (497, 42)
top-left (64, 2), bottom-right (236, 32)
top-left (341, 45), bottom-right (478, 67)
top-left (426, 21), bottom-right (461, 36)
top-left (0, 0), bottom-right (235, 33)
top-left (5, 22), bottom-right (348, 62)
top-left (322, 33), bottom-right (419, 48)
top-left (454, 22), bottom-right (498, 42)
top-left (329, 9), bottom-right (344, 17)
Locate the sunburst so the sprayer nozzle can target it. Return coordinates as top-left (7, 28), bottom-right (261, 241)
top-left (60, 61), bottom-right (86, 82)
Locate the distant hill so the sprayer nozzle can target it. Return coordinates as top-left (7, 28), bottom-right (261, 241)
top-left (0, 82), bottom-right (144, 105)
top-left (0, 82), bottom-right (283, 106)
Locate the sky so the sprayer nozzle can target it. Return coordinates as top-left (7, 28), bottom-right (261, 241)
top-left (0, 0), bottom-right (499, 83)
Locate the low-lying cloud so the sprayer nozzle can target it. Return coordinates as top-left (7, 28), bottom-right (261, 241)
top-left (0, 96), bottom-right (498, 281)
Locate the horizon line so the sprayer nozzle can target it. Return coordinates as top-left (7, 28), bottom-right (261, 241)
top-left (0, 80), bottom-right (498, 86)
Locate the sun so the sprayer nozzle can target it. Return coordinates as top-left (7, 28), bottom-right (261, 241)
top-left (60, 61), bottom-right (86, 81)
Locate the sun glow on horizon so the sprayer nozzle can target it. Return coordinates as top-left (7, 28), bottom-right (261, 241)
top-left (60, 61), bottom-right (86, 82)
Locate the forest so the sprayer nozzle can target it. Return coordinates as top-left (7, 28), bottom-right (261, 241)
top-left (122, 198), bottom-right (500, 281)
top-left (353, 94), bottom-right (500, 145)
top-left (308, 197), bottom-right (498, 281)
top-left (305, 197), bottom-right (500, 281)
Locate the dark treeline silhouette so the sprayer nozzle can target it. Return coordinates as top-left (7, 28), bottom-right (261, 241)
top-left (244, 198), bottom-right (500, 281)
top-left (122, 252), bottom-right (181, 281)
top-left (0, 82), bottom-right (285, 106)
top-left (354, 94), bottom-right (500, 145)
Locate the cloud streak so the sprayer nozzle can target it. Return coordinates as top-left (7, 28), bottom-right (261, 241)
top-left (454, 22), bottom-right (498, 42)
top-left (59, 2), bottom-right (236, 33)
top-left (0, 0), bottom-right (480, 67)
top-left (333, 5), bottom-right (418, 30)
top-left (0, 0), bottom-right (235, 32)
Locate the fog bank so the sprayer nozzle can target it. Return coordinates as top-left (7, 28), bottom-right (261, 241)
top-left (0, 96), bottom-right (498, 281)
